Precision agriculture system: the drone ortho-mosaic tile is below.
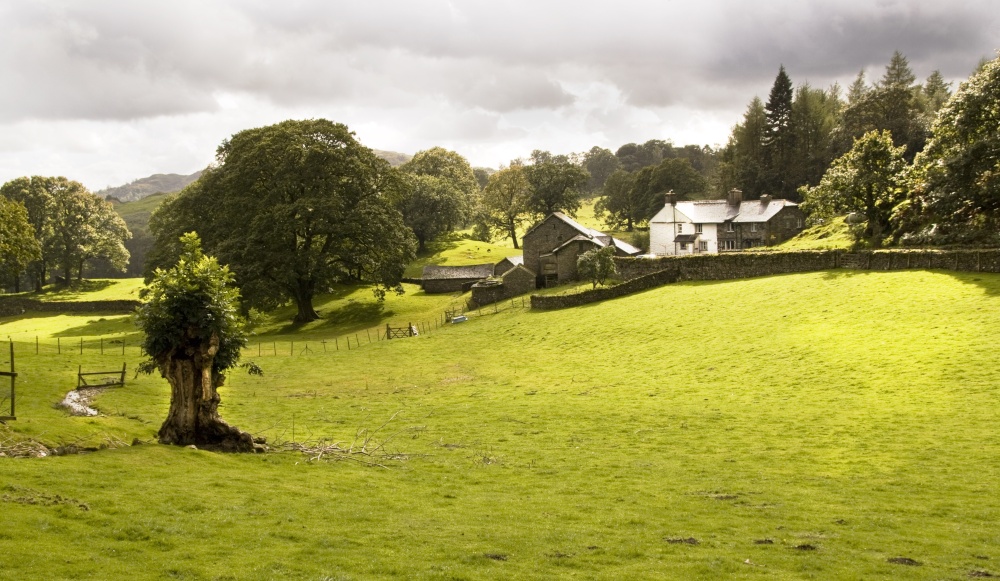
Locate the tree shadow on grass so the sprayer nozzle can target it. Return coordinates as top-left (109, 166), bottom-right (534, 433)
top-left (33, 279), bottom-right (116, 301)
top-left (274, 301), bottom-right (392, 335)
top-left (52, 315), bottom-right (136, 338)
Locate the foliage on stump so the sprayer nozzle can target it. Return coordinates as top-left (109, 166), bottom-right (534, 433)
top-left (136, 233), bottom-right (257, 452)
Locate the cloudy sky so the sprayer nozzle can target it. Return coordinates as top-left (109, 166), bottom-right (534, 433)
top-left (0, 1), bottom-right (996, 191)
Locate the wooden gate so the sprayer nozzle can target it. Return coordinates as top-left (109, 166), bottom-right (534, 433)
top-left (1, 341), bottom-right (15, 421)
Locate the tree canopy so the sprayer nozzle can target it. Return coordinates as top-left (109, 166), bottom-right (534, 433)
top-left (479, 165), bottom-right (532, 249)
top-left (0, 197), bottom-right (41, 291)
top-left (801, 129), bottom-right (907, 246)
top-left (900, 54), bottom-right (1000, 244)
top-left (397, 147), bottom-right (478, 250)
top-left (147, 119), bottom-right (417, 323)
top-left (524, 150), bottom-right (590, 217)
top-left (0, 176), bottom-right (131, 288)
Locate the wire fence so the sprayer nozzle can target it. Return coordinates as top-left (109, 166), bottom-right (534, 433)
top-left (3, 297), bottom-right (532, 361)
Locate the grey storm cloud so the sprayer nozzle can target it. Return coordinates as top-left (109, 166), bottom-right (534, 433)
top-left (2, 0), bottom-right (995, 123)
top-left (0, 0), bottom-right (996, 188)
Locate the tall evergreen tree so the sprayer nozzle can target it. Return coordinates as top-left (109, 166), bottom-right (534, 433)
top-left (763, 65), bottom-right (796, 198)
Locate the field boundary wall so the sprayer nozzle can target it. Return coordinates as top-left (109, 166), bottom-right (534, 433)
top-left (531, 249), bottom-right (1000, 310)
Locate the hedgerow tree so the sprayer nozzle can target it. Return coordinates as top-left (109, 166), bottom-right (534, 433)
top-left (577, 245), bottom-right (617, 289)
top-left (147, 119), bottom-right (417, 323)
top-left (137, 233), bottom-right (258, 452)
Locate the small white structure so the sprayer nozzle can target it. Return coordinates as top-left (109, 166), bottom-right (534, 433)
top-left (649, 190), bottom-right (804, 256)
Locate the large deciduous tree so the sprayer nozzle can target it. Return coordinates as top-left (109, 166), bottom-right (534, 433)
top-left (524, 150), bottom-right (590, 217)
top-left (147, 119), bottom-right (417, 323)
top-left (397, 147), bottom-right (478, 250)
top-left (899, 55), bottom-right (1000, 244)
top-left (480, 165), bottom-right (532, 248)
top-left (0, 197), bottom-right (41, 292)
top-left (137, 233), bottom-right (258, 452)
top-left (801, 130), bottom-right (907, 246)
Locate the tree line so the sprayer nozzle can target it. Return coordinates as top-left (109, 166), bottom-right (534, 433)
top-left (0, 177), bottom-right (131, 292)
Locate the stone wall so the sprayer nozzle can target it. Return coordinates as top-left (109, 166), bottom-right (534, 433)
top-left (0, 298), bottom-right (140, 317)
top-left (615, 249), bottom-right (1000, 283)
top-left (531, 269), bottom-right (679, 310)
top-left (532, 248), bottom-right (1000, 311)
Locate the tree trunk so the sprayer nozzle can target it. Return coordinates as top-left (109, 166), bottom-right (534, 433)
top-left (156, 333), bottom-right (257, 452)
top-left (291, 278), bottom-right (320, 323)
top-left (507, 222), bottom-right (520, 249)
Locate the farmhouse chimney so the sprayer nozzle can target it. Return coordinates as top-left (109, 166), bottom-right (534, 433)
top-left (760, 194), bottom-right (772, 205)
top-left (665, 190), bottom-right (677, 206)
top-left (727, 188), bottom-right (743, 206)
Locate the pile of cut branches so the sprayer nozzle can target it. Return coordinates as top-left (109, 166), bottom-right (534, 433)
top-left (277, 412), bottom-right (417, 467)
top-left (0, 426), bottom-right (50, 458)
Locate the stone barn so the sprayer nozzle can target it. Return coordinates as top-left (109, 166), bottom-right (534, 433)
top-left (522, 212), bottom-right (640, 287)
top-left (494, 255), bottom-right (524, 276)
top-left (421, 264), bottom-right (494, 293)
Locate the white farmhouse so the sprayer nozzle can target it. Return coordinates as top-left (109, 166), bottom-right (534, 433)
top-left (649, 189), bottom-right (805, 256)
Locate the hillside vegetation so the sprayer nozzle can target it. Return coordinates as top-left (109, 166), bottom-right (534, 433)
top-left (1, 268), bottom-right (999, 579)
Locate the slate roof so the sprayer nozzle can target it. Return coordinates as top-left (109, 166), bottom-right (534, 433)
top-left (497, 255), bottom-right (524, 267)
top-left (731, 198), bottom-right (796, 222)
top-left (421, 264), bottom-right (495, 280)
top-left (651, 198), bottom-right (797, 224)
top-left (526, 212), bottom-right (641, 256)
top-left (673, 234), bottom-right (699, 243)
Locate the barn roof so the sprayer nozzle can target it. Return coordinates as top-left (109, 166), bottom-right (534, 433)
top-left (421, 264), bottom-right (495, 280)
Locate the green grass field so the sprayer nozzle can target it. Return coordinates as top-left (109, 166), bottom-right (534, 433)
top-left (2, 267), bottom-right (999, 579)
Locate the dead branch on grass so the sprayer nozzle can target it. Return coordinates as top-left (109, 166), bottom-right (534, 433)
top-left (278, 411), bottom-right (422, 467)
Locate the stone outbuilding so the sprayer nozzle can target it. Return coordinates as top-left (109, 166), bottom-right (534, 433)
top-left (469, 264), bottom-right (536, 307)
top-left (494, 255), bottom-right (524, 276)
top-left (522, 212), bottom-right (641, 287)
top-left (420, 264), bottom-right (495, 293)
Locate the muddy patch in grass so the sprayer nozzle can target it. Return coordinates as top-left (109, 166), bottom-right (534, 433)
top-left (969, 570), bottom-right (995, 578)
top-left (887, 557), bottom-right (921, 566)
top-left (483, 553), bottom-right (507, 562)
top-left (753, 539), bottom-right (774, 545)
top-left (665, 537), bottom-right (699, 545)
top-left (793, 544), bottom-right (818, 551)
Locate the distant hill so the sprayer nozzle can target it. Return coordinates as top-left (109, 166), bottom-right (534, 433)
top-left (374, 150), bottom-right (412, 167)
top-left (97, 171), bottom-right (203, 202)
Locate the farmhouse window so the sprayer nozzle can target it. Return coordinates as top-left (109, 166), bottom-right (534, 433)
top-left (676, 223), bottom-right (683, 234)
top-left (797, 218), bottom-right (804, 228)
top-left (726, 222), bottom-right (735, 232)
top-left (750, 223), bottom-right (758, 232)
top-left (698, 241), bottom-right (708, 251)
top-left (695, 224), bottom-right (703, 234)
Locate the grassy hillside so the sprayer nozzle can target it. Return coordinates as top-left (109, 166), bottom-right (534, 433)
top-left (2, 270), bottom-right (999, 579)
top-left (779, 216), bottom-right (853, 250)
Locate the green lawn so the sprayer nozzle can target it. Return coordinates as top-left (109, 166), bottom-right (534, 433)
top-left (2, 269), bottom-right (999, 579)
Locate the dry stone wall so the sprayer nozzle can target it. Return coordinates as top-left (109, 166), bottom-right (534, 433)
top-left (532, 249), bottom-right (1000, 310)
top-left (0, 298), bottom-right (140, 317)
